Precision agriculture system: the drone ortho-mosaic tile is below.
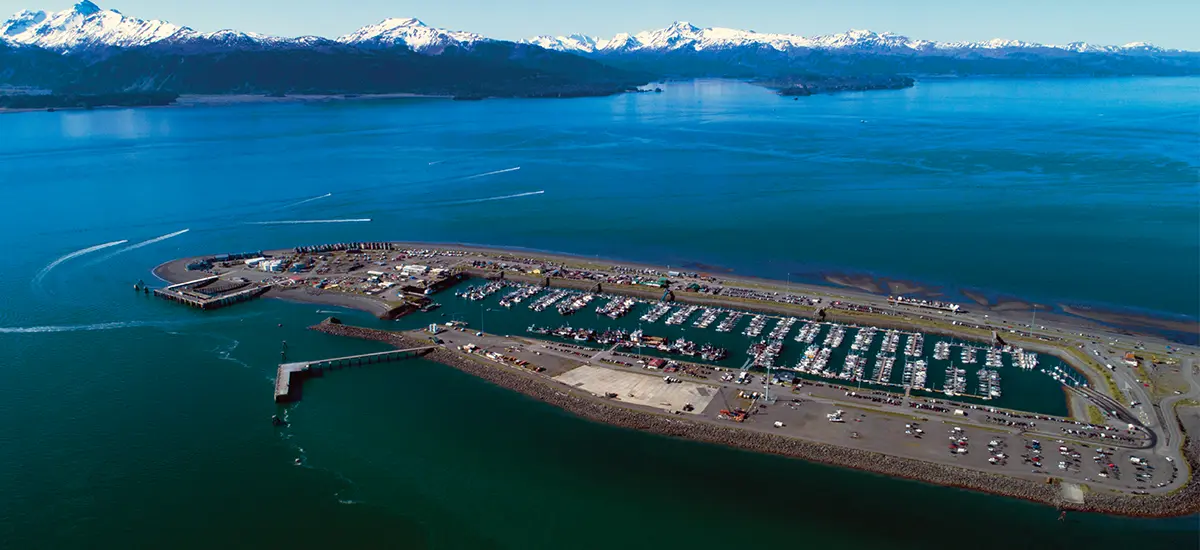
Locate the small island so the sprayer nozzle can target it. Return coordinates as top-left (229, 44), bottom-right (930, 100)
top-left (757, 74), bottom-right (916, 96)
top-left (0, 92), bottom-right (179, 112)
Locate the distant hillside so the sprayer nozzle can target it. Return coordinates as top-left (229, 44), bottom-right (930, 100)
top-left (1, 3), bottom-right (1196, 100)
top-left (49, 42), bottom-right (647, 98)
top-left (0, 3), bottom-right (648, 98)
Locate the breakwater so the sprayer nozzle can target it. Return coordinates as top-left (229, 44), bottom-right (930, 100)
top-left (308, 319), bottom-right (1200, 518)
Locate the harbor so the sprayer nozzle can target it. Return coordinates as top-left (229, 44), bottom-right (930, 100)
top-left (304, 318), bottom-right (1192, 517)
top-left (449, 280), bottom-right (1083, 415)
top-left (144, 242), bottom-right (1200, 518)
top-left (151, 243), bottom-right (1131, 418)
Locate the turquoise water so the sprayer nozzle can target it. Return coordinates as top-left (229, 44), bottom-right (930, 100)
top-left (1, 78), bottom-right (1197, 548)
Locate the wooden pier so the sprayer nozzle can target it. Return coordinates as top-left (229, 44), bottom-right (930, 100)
top-left (274, 347), bottom-right (438, 403)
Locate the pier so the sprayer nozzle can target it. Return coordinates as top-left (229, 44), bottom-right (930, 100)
top-left (274, 347), bottom-right (438, 403)
top-left (153, 275), bottom-right (269, 310)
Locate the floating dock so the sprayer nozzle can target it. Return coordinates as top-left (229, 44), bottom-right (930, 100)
top-left (274, 347), bottom-right (438, 403)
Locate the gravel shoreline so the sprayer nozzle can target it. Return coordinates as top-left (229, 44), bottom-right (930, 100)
top-left (310, 319), bottom-right (1200, 518)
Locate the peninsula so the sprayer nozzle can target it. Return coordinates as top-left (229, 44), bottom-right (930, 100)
top-left (152, 242), bottom-right (1200, 517)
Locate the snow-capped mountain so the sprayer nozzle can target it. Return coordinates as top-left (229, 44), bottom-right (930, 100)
top-left (0, 3), bottom-right (492, 55)
top-left (0, 2), bottom-right (1193, 96)
top-left (1, 1), bottom-right (189, 51)
top-left (0, 0), bottom-right (322, 52)
top-left (522, 21), bottom-right (1169, 55)
top-left (0, 3), bottom-right (1182, 59)
top-left (336, 17), bottom-right (488, 53)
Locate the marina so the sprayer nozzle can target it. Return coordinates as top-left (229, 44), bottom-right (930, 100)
top-left (445, 281), bottom-right (1089, 412)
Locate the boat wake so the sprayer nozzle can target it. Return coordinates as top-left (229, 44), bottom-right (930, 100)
top-left (461, 166), bottom-right (520, 180)
top-left (33, 240), bottom-right (127, 285)
top-left (95, 229), bottom-right (190, 262)
top-left (0, 320), bottom-right (157, 334)
top-left (214, 338), bottom-right (250, 368)
top-left (443, 190), bottom-right (545, 206)
top-left (281, 193), bottom-right (332, 209)
top-left (247, 219), bottom-right (371, 225)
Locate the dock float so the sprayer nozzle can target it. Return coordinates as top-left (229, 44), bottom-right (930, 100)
top-left (274, 346), bottom-right (438, 403)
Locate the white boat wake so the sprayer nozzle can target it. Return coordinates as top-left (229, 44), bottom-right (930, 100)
top-left (34, 240), bottom-right (127, 285)
top-left (443, 190), bottom-right (545, 205)
top-left (461, 166), bottom-right (520, 180)
top-left (282, 193), bottom-right (332, 209)
top-left (214, 338), bottom-right (250, 368)
top-left (247, 219), bottom-right (371, 225)
top-left (96, 229), bottom-right (190, 262)
top-left (0, 321), bottom-right (157, 334)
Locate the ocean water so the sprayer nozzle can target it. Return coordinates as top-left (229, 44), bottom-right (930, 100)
top-left (1, 78), bottom-right (1197, 548)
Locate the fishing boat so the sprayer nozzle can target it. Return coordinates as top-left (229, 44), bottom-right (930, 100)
top-left (693, 308), bottom-right (720, 329)
top-left (640, 303), bottom-right (672, 323)
top-left (717, 311), bottom-right (743, 333)
top-left (823, 324), bottom-right (846, 349)
top-left (666, 305), bottom-right (699, 326)
top-left (769, 317), bottom-right (797, 340)
top-left (851, 326), bottom-right (877, 352)
top-left (905, 333), bottom-right (924, 357)
top-left (794, 321), bottom-right (820, 344)
top-left (911, 360), bottom-right (928, 391)
top-left (874, 354), bottom-right (895, 383)
top-left (934, 341), bottom-right (951, 361)
top-left (744, 315), bottom-right (768, 337)
top-left (882, 330), bottom-right (900, 353)
top-left (700, 343), bottom-right (728, 361)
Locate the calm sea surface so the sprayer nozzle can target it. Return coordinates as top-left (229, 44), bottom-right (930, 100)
top-left (1, 78), bottom-right (1196, 548)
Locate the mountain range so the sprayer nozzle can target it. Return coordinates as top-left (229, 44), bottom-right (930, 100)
top-left (1, 2), bottom-right (1196, 99)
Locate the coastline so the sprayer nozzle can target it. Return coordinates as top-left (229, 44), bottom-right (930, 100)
top-left (309, 319), bottom-right (1200, 518)
top-left (391, 241), bottom-right (1199, 343)
top-left (150, 241), bottom-right (1196, 407)
top-left (150, 243), bottom-right (1199, 516)
top-left (174, 93), bottom-right (453, 107)
top-left (0, 93), bottom-right (454, 114)
top-left (149, 242), bottom-right (1192, 391)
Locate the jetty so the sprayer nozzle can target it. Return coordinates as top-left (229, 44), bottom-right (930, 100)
top-left (274, 347), bottom-right (438, 402)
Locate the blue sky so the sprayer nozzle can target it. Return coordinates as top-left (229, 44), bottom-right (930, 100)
top-left (6, 0), bottom-right (1198, 49)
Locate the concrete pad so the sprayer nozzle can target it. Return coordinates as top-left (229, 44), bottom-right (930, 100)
top-left (555, 365), bottom-right (717, 414)
top-left (1060, 482), bottom-right (1085, 504)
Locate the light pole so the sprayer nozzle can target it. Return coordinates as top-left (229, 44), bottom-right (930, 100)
top-left (765, 363), bottom-right (772, 402)
top-left (480, 304), bottom-right (491, 334)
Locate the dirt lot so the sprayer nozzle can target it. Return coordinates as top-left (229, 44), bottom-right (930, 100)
top-left (554, 365), bottom-right (717, 414)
